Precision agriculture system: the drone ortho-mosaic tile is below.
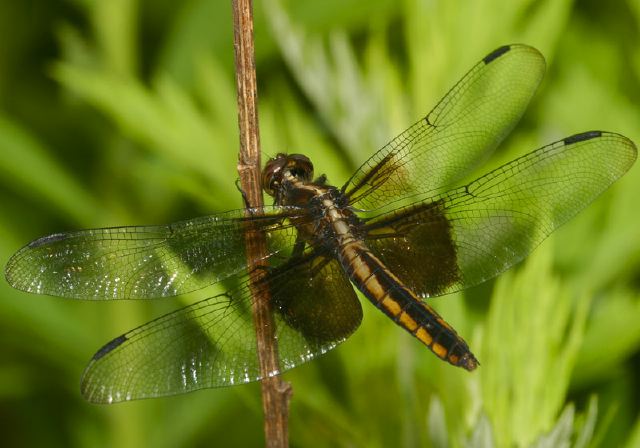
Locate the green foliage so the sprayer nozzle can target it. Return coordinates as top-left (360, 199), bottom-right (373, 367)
top-left (479, 243), bottom-right (590, 447)
top-left (0, 0), bottom-right (638, 447)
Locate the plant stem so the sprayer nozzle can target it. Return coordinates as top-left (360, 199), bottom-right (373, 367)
top-left (231, 0), bottom-right (292, 446)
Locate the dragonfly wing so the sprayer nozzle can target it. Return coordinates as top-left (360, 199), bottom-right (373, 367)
top-left (5, 207), bottom-right (307, 300)
top-left (343, 44), bottom-right (545, 211)
top-left (363, 132), bottom-right (637, 297)
top-left (80, 253), bottom-right (362, 403)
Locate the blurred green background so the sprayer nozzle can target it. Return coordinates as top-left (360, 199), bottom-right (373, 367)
top-left (1, 0), bottom-right (639, 447)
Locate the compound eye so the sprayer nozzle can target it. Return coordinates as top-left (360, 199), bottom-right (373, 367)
top-left (265, 179), bottom-right (278, 197)
top-left (262, 173), bottom-right (277, 197)
top-left (287, 154), bottom-right (314, 181)
top-left (262, 155), bottom-right (286, 197)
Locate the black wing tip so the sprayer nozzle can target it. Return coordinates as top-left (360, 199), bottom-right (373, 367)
top-left (482, 44), bottom-right (544, 65)
top-left (28, 232), bottom-right (69, 248)
top-left (483, 45), bottom-right (512, 64)
top-left (92, 334), bottom-right (128, 360)
top-left (563, 130), bottom-right (603, 145)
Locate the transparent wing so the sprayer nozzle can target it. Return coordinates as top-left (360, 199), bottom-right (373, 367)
top-left (363, 132), bottom-right (637, 297)
top-left (343, 44), bottom-right (546, 210)
top-left (5, 207), bottom-right (308, 300)
top-left (80, 254), bottom-right (362, 403)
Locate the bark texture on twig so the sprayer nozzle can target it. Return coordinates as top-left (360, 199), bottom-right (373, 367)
top-left (231, 1), bottom-right (292, 446)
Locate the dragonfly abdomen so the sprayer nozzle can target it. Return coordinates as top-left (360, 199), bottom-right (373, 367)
top-left (340, 242), bottom-right (478, 371)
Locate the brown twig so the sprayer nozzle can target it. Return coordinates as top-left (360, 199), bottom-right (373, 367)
top-left (231, 0), bottom-right (292, 446)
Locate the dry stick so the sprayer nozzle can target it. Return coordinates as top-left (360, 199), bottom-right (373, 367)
top-left (231, 0), bottom-right (292, 446)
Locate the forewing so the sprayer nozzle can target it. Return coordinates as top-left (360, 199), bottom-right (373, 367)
top-left (5, 207), bottom-right (306, 300)
top-left (343, 44), bottom-right (545, 210)
top-left (364, 132), bottom-right (637, 297)
top-left (80, 254), bottom-right (362, 403)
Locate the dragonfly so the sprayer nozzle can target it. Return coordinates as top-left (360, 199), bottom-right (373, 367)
top-left (5, 44), bottom-right (637, 404)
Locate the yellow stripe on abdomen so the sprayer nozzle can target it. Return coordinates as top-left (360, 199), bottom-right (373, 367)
top-left (340, 241), bottom-right (478, 371)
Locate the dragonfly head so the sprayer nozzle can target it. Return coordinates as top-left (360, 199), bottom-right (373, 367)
top-left (262, 153), bottom-right (314, 197)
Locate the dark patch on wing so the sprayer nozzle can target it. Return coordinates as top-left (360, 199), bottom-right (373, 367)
top-left (92, 334), bottom-right (128, 360)
top-left (483, 45), bottom-right (511, 64)
top-left (28, 233), bottom-right (69, 248)
top-left (364, 200), bottom-right (459, 298)
top-left (342, 151), bottom-right (396, 200)
top-left (271, 255), bottom-right (362, 345)
top-left (563, 131), bottom-right (602, 145)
